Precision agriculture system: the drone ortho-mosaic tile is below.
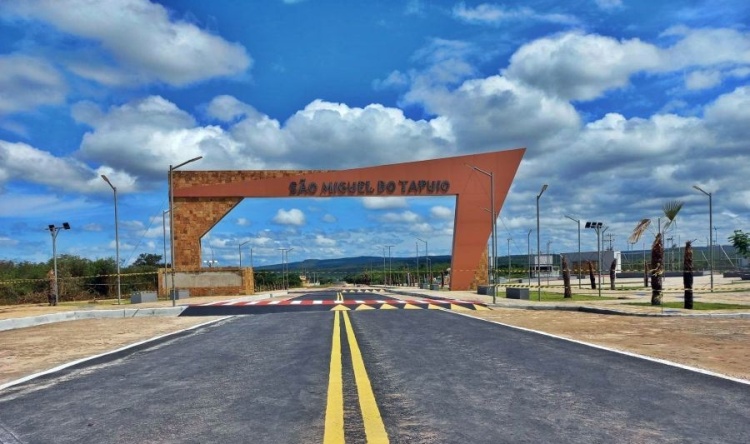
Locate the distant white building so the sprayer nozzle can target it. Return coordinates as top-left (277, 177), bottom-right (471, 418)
top-left (534, 250), bottom-right (622, 276)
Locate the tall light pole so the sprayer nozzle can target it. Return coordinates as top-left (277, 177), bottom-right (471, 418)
top-left (101, 175), bottom-right (121, 305)
top-left (286, 248), bottom-right (294, 289)
top-left (693, 185), bottom-right (714, 292)
top-left (565, 215), bottom-right (582, 289)
top-left (536, 184), bottom-right (548, 301)
top-left (385, 245), bottom-right (394, 286)
top-left (169, 155), bottom-right (203, 306)
top-left (239, 240), bottom-right (251, 268)
top-left (468, 164), bottom-right (496, 286)
top-left (415, 241), bottom-right (420, 287)
top-left (527, 229), bottom-right (532, 283)
top-left (278, 247), bottom-right (293, 289)
top-left (48, 222), bottom-right (71, 306)
top-left (507, 237), bottom-right (512, 279)
top-left (586, 221), bottom-right (605, 298)
top-left (375, 246), bottom-right (386, 286)
top-left (162, 209), bottom-right (170, 295)
top-left (250, 247), bottom-right (254, 268)
top-left (416, 238), bottom-right (429, 288)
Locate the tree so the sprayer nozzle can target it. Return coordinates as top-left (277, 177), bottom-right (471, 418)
top-left (587, 261), bottom-right (596, 289)
top-left (562, 255), bottom-right (572, 298)
top-left (629, 200), bottom-right (683, 306)
top-left (133, 253), bottom-right (163, 267)
top-left (684, 241), bottom-right (694, 309)
top-left (729, 230), bottom-right (750, 259)
top-left (609, 258), bottom-right (617, 290)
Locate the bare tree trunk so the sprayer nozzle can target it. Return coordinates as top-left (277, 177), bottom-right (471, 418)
top-left (587, 261), bottom-right (596, 289)
top-left (609, 259), bottom-right (617, 290)
top-left (651, 233), bottom-right (664, 306)
top-left (684, 241), bottom-right (694, 309)
top-left (562, 255), bottom-right (572, 298)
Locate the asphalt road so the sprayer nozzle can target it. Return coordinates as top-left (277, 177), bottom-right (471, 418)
top-left (1, 289), bottom-right (748, 443)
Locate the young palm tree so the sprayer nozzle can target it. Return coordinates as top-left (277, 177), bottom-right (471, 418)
top-left (628, 200), bottom-right (684, 306)
top-left (684, 241), bottom-right (693, 309)
top-left (587, 260), bottom-right (596, 289)
top-left (562, 255), bottom-right (572, 298)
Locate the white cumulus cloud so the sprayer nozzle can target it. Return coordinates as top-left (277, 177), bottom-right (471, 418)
top-left (4, 0), bottom-right (251, 86)
top-left (0, 54), bottom-right (67, 114)
top-left (273, 208), bottom-right (306, 226)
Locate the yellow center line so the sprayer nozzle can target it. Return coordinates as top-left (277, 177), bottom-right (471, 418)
top-left (342, 311), bottom-right (390, 443)
top-left (323, 311), bottom-right (344, 443)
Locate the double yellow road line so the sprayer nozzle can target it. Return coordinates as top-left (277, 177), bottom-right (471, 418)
top-left (324, 292), bottom-right (389, 443)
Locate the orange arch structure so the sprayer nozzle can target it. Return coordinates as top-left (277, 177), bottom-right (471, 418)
top-left (172, 148), bottom-right (525, 290)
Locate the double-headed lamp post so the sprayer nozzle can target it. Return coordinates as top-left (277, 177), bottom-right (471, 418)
top-left (162, 209), bottom-right (170, 294)
top-left (277, 247), bottom-right (294, 289)
top-left (416, 238), bottom-right (429, 288)
top-left (693, 185), bottom-right (713, 292)
top-left (527, 229), bottom-right (533, 283)
top-left (48, 222), bottom-right (71, 305)
top-left (468, 164), bottom-right (496, 288)
top-left (101, 175), bottom-right (121, 305)
top-left (385, 245), bottom-right (394, 286)
top-left (239, 240), bottom-right (252, 268)
top-left (169, 155), bottom-right (203, 307)
top-left (565, 215), bottom-right (582, 288)
top-left (536, 184), bottom-right (548, 301)
top-left (585, 221), bottom-right (605, 298)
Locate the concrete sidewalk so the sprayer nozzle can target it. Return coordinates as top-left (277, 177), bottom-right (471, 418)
top-left (0, 291), bottom-right (288, 332)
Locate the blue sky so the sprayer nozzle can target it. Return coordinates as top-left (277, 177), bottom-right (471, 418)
top-left (1, 0), bottom-right (749, 268)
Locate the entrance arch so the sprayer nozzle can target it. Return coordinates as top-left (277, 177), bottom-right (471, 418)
top-left (171, 148), bottom-right (525, 290)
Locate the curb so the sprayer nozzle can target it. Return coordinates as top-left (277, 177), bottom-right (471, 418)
top-left (0, 307), bottom-right (187, 332)
top-left (0, 291), bottom-right (286, 332)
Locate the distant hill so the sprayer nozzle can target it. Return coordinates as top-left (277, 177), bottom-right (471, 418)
top-left (255, 255), bottom-right (452, 275)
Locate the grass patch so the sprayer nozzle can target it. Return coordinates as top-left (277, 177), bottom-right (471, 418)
top-left (625, 301), bottom-right (750, 310)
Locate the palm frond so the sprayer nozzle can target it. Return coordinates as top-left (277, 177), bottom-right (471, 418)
top-left (629, 218), bottom-right (652, 244)
top-left (662, 200), bottom-right (684, 232)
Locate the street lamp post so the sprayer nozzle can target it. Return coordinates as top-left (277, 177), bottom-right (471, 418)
top-left (527, 229), bottom-right (532, 284)
top-left (385, 245), bottom-right (394, 286)
top-left (48, 223), bottom-right (71, 306)
top-left (416, 238), bottom-right (429, 289)
top-left (169, 155), bottom-right (203, 307)
top-left (565, 215), bottom-right (582, 288)
top-left (162, 209), bottom-right (170, 294)
top-left (586, 221), bottom-right (605, 298)
top-left (239, 240), bottom-right (251, 268)
top-left (693, 185), bottom-right (714, 292)
top-left (536, 184), bottom-right (548, 301)
top-left (468, 165), bottom-right (496, 287)
top-left (507, 237), bottom-right (511, 280)
top-left (415, 241), bottom-right (420, 287)
top-left (546, 240), bottom-right (552, 286)
top-left (101, 175), bottom-right (121, 305)
top-left (278, 247), bottom-right (293, 289)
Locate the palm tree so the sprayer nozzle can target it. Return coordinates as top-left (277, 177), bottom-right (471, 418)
top-left (628, 200), bottom-right (684, 306)
top-left (684, 241), bottom-right (694, 309)
top-left (562, 255), bottom-right (572, 298)
top-left (587, 260), bottom-right (596, 289)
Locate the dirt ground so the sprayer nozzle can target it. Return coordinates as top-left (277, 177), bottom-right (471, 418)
top-left (1, 283), bottom-right (749, 386)
top-left (467, 309), bottom-right (750, 381)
